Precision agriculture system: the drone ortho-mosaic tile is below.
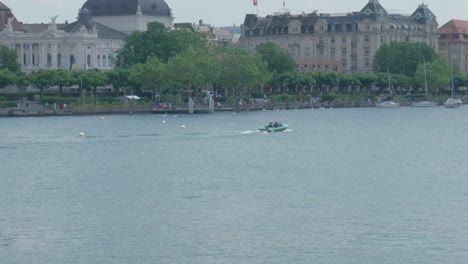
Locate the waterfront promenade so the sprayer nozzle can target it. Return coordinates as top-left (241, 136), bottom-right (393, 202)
top-left (0, 100), bottom-right (381, 118)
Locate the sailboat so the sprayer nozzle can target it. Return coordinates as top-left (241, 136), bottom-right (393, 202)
top-left (411, 59), bottom-right (437, 107)
top-left (444, 64), bottom-right (460, 108)
top-left (376, 69), bottom-right (400, 108)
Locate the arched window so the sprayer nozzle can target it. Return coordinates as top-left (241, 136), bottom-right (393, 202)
top-left (47, 53), bottom-right (52, 67)
top-left (97, 55), bottom-right (101, 67)
top-left (57, 54), bottom-right (62, 67)
top-left (32, 54), bottom-right (35, 65)
top-left (87, 54), bottom-right (91, 68)
top-left (103, 55), bottom-right (107, 67)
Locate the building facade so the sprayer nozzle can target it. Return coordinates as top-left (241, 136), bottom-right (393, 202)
top-left (239, 0), bottom-right (438, 73)
top-left (438, 20), bottom-right (468, 75)
top-left (0, 0), bottom-right (173, 72)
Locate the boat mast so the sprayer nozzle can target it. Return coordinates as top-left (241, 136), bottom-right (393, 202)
top-left (451, 63), bottom-right (455, 99)
top-left (423, 59), bottom-right (428, 97)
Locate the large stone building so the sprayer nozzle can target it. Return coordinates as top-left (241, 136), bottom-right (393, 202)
top-left (438, 20), bottom-right (468, 75)
top-left (239, 0), bottom-right (438, 73)
top-left (0, 0), bottom-right (173, 72)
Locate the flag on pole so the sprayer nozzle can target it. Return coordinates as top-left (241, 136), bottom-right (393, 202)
top-left (69, 56), bottom-right (76, 71)
top-left (253, 0), bottom-right (257, 6)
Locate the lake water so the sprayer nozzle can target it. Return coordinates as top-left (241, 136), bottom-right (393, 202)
top-left (2, 107), bottom-right (468, 264)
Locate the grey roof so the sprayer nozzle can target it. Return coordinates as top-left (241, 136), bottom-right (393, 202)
top-left (411, 4), bottom-right (437, 24)
top-left (359, 0), bottom-right (387, 20)
top-left (83, 0), bottom-right (171, 17)
top-left (62, 9), bottom-right (128, 40)
top-left (0, 2), bottom-right (10, 11)
top-left (243, 1), bottom-right (436, 36)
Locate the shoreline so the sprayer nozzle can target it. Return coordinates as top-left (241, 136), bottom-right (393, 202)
top-left (0, 101), bottom-right (427, 118)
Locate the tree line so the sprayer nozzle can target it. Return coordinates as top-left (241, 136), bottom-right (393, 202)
top-left (1, 22), bottom-right (468, 105)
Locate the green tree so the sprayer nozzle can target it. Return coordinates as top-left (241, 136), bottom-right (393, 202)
top-left (51, 69), bottom-right (73, 96)
top-left (414, 57), bottom-right (450, 94)
top-left (373, 42), bottom-right (436, 77)
top-left (106, 68), bottom-right (131, 95)
top-left (30, 70), bottom-right (55, 96)
top-left (86, 69), bottom-right (108, 99)
top-left (128, 56), bottom-right (167, 96)
top-left (14, 72), bottom-right (31, 96)
top-left (0, 69), bottom-right (16, 88)
top-left (0, 46), bottom-right (20, 72)
top-left (218, 48), bottom-right (270, 98)
top-left (164, 50), bottom-right (221, 100)
top-left (256, 43), bottom-right (296, 74)
top-left (115, 22), bottom-right (208, 68)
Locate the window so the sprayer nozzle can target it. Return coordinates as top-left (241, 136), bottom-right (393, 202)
top-left (319, 48), bottom-right (324, 56)
top-left (320, 25), bottom-right (324, 32)
top-left (87, 54), bottom-right (91, 68)
top-left (47, 53), bottom-right (52, 67)
top-left (342, 37), bottom-right (347, 44)
top-left (103, 55), bottom-right (107, 67)
top-left (97, 55), bottom-right (101, 67)
top-left (365, 58), bottom-right (371, 68)
top-left (342, 59), bottom-right (347, 68)
top-left (366, 23), bottom-right (370, 30)
top-left (364, 47), bottom-right (370, 56)
top-left (365, 35), bottom-right (370, 42)
top-left (57, 54), bottom-right (62, 67)
top-left (331, 48), bottom-right (335, 56)
top-left (342, 48), bottom-right (347, 56)
top-left (331, 37), bottom-right (335, 44)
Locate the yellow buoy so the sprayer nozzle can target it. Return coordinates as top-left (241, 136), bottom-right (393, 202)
top-left (79, 132), bottom-right (85, 137)
top-left (161, 120), bottom-right (166, 124)
top-left (181, 125), bottom-right (186, 129)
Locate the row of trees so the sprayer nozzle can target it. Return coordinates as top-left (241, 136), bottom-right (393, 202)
top-left (1, 23), bottom-right (468, 103)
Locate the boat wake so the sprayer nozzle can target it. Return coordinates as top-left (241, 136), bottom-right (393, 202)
top-left (241, 130), bottom-right (261, 135)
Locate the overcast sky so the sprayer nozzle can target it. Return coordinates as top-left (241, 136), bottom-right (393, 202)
top-left (3, 0), bottom-right (467, 28)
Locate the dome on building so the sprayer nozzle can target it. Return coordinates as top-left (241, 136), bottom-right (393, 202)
top-left (82, 0), bottom-right (171, 17)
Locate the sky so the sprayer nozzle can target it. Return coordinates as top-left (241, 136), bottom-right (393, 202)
top-left (2, 0), bottom-right (467, 28)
